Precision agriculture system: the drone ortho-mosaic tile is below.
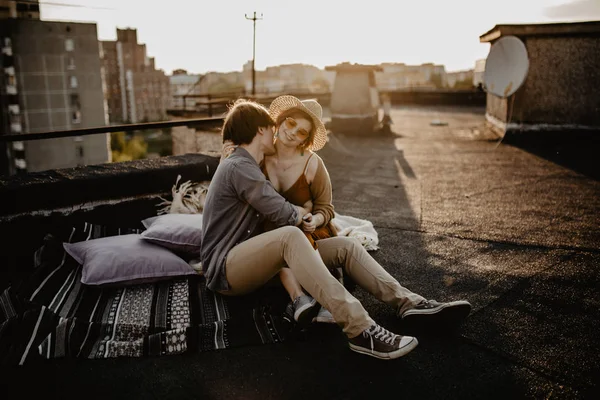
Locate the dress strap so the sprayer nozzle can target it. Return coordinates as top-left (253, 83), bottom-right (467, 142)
top-left (303, 153), bottom-right (316, 175)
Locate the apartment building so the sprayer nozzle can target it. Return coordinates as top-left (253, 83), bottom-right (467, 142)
top-left (169, 69), bottom-right (202, 109)
top-left (242, 61), bottom-right (335, 94)
top-left (376, 63), bottom-right (447, 90)
top-left (101, 29), bottom-right (170, 123)
top-left (0, 10), bottom-right (110, 174)
top-left (0, 0), bottom-right (40, 20)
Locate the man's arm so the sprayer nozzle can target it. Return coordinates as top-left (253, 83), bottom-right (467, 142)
top-left (231, 160), bottom-right (307, 227)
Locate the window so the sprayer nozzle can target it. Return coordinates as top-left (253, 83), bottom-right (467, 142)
top-left (70, 76), bottom-right (78, 88)
top-left (72, 110), bottom-right (81, 124)
top-left (70, 94), bottom-right (81, 123)
top-left (65, 39), bottom-right (74, 52)
top-left (67, 57), bottom-right (75, 70)
top-left (2, 38), bottom-right (12, 56)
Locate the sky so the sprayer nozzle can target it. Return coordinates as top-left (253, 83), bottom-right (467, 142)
top-left (39, 0), bottom-right (600, 75)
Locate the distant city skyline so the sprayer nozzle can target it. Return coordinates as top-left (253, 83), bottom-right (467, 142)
top-left (40, 0), bottom-right (600, 75)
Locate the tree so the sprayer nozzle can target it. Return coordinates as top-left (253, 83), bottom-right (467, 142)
top-left (430, 73), bottom-right (445, 89)
top-left (110, 131), bottom-right (147, 162)
top-left (453, 78), bottom-right (474, 90)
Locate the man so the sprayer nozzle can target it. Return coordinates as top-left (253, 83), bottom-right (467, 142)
top-left (201, 99), bottom-right (471, 360)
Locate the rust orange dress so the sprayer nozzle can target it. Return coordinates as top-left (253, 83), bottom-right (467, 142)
top-left (262, 156), bottom-right (338, 249)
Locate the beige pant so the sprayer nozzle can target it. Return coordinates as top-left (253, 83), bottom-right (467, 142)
top-left (221, 226), bottom-right (425, 338)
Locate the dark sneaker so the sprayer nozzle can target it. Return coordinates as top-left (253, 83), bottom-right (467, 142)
top-left (312, 307), bottom-right (336, 324)
top-left (401, 299), bottom-right (472, 328)
top-left (349, 324), bottom-right (418, 360)
top-left (292, 295), bottom-right (320, 326)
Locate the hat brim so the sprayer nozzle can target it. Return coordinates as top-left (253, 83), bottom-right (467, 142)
top-left (269, 95), bottom-right (328, 152)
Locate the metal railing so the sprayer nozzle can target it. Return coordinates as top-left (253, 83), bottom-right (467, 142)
top-left (0, 116), bottom-right (225, 142)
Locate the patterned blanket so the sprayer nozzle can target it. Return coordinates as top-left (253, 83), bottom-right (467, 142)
top-left (0, 222), bottom-right (293, 366)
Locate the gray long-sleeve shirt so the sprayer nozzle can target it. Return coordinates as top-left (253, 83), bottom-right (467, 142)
top-left (201, 147), bottom-right (299, 292)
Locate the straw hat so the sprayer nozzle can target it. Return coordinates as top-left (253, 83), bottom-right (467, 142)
top-left (269, 95), bottom-right (328, 151)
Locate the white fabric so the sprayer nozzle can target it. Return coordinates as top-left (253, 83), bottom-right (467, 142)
top-left (331, 212), bottom-right (379, 251)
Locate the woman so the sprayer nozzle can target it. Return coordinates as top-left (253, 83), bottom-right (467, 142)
top-left (222, 95), bottom-right (337, 325)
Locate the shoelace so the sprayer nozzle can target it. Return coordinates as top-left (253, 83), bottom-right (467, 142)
top-left (364, 325), bottom-right (398, 345)
top-left (419, 300), bottom-right (436, 309)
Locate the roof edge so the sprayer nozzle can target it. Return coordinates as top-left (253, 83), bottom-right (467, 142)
top-left (480, 20), bottom-right (600, 43)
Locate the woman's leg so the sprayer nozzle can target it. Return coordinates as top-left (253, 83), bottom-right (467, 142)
top-left (316, 236), bottom-right (426, 316)
top-left (279, 268), bottom-right (305, 301)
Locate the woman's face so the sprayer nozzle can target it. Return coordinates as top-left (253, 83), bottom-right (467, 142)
top-left (276, 116), bottom-right (312, 148)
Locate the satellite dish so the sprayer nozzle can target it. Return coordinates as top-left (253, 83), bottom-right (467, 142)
top-left (483, 36), bottom-right (529, 98)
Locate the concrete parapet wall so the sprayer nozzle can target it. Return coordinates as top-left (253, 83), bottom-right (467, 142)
top-left (385, 90), bottom-right (486, 107)
top-left (0, 154), bottom-right (219, 289)
top-left (0, 153), bottom-right (219, 223)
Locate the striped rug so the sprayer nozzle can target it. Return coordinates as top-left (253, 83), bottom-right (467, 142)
top-left (0, 222), bottom-right (293, 366)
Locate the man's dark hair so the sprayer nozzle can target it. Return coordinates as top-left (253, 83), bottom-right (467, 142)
top-left (222, 99), bottom-right (275, 145)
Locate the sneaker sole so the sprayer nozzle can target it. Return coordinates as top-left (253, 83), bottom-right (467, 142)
top-left (349, 337), bottom-right (418, 360)
top-left (294, 298), bottom-right (320, 326)
top-left (401, 301), bottom-right (472, 329)
top-left (313, 316), bottom-right (336, 324)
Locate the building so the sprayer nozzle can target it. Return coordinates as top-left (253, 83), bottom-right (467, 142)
top-left (446, 69), bottom-right (474, 89)
top-left (0, 0), bottom-right (40, 20)
top-left (193, 70), bottom-right (244, 95)
top-left (376, 63), bottom-right (447, 90)
top-left (101, 28), bottom-right (170, 124)
top-left (0, 13), bottom-right (110, 174)
top-left (242, 61), bottom-right (335, 94)
top-left (169, 69), bottom-right (202, 109)
top-left (473, 59), bottom-right (486, 88)
top-left (480, 21), bottom-right (600, 135)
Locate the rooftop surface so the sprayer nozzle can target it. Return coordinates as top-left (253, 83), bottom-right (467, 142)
top-left (4, 106), bottom-right (599, 399)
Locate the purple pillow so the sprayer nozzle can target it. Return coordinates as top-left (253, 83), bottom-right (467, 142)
top-left (141, 214), bottom-right (203, 254)
top-left (63, 234), bottom-right (197, 286)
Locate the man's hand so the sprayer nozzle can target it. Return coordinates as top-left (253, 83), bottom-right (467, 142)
top-left (220, 140), bottom-right (237, 162)
top-left (295, 205), bottom-right (310, 226)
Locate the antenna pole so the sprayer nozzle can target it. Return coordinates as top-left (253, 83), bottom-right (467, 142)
top-left (245, 11), bottom-right (263, 96)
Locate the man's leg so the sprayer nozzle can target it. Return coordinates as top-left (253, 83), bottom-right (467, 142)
top-left (316, 237), bottom-right (471, 322)
top-left (224, 226), bottom-right (373, 337)
top-left (223, 226), bottom-right (418, 359)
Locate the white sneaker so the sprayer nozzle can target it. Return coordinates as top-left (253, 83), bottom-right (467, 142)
top-left (293, 295), bottom-right (320, 326)
top-left (312, 307), bottom-right (336, 324)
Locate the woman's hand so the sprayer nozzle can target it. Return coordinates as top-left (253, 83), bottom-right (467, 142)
top-left (301, 213), bottom-right (323, 233)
